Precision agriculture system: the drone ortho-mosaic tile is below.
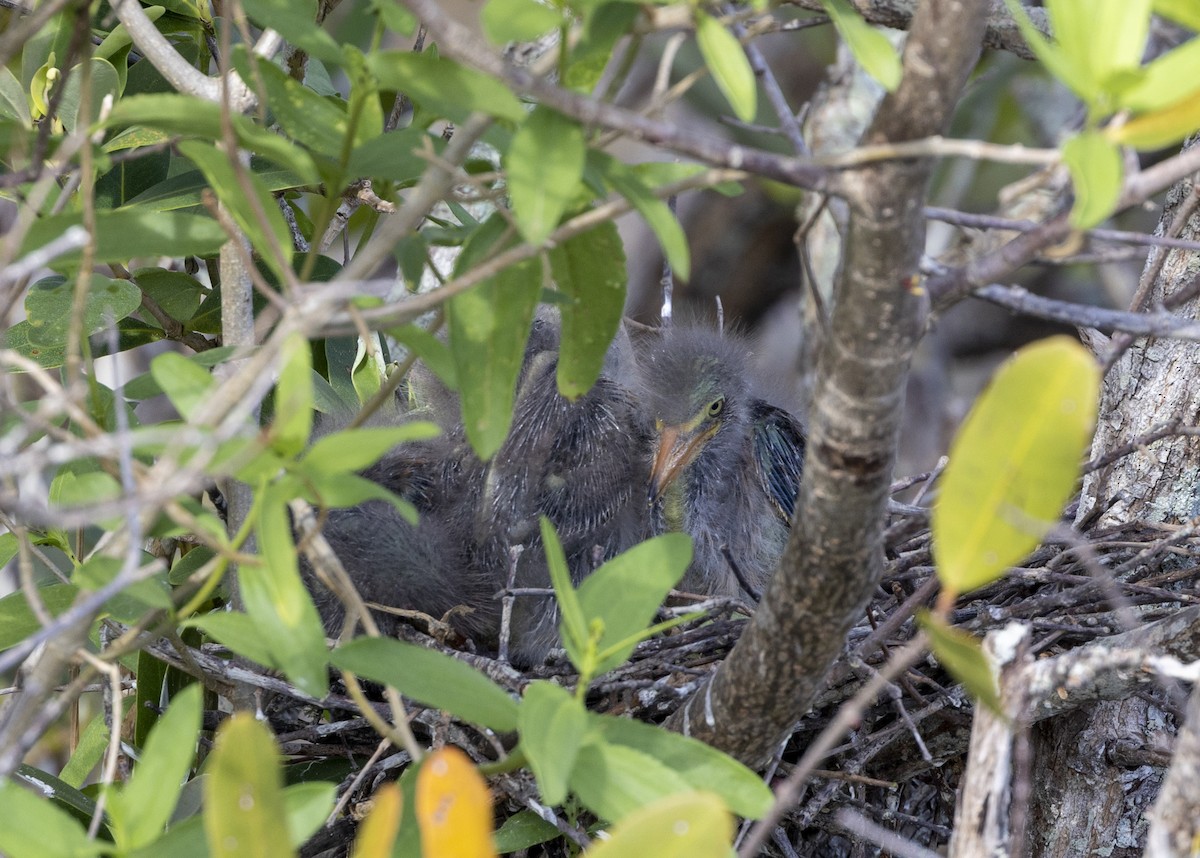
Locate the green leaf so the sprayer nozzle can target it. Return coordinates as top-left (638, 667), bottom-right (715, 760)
top-left (351, 334), bottom-right (384, 405)
top-left (1, 320), bottom-right (67, 368)
top-left (232, 47), bottom-right (352, 161)
top-left (50, 463), bottom-right (121, 511)
top-left (58, 58), bottom-right (121, 133)
top-left (369, 0), bottom-right (417, 36)
top-left (1120, 37), bottom-right (1200, 113)
top-left (59, 713), bottom-right (109, 789)
top-left (549, 222), bottom-right (627, 399)
top-left (369, 52), bottom-right (526, 123)
top-left (13, 764), bottom-right (104, 833)
top-left (177, 140), bottom-right (293, 283)
top-left (918, 611), bottom-right (1003, 715)
top-left (540, 517), bottom-right (590, 666)
top-left (0, 65), bottom-right (30, 126)
top-left (247, 482), bottom-right (331, 697)
top-left (282, 782), bottom-right (337, 848)
top-left (95, 146), bottom-right (171, 209)
top-left (296, 472), bottom-right (417, 523)
top-left (1051, 0), bottom-right (1150, 93)
top-left (932, 336), bottom-right (1099, 594)
top-left (518, 681), bottom-right (586, 806)
top-left (126, 348), bottom-right (234, 401)
top-left (1155, 0), bottom-right (1200, 29)
top-left (347, 127), bottom-right (440, 183)
top-left (569, 741), bottom-right (695, 823)
top-left (123, 164), bottom-right (308, 212)
top-left (187, 611), bottom-right (277, 668)
top-left (0, 532), bottom-right (17, 568)
top-left (133, 268), bottom-right (208, 323)
top-left (0, 583), bottom-right (78, 651)
top-left (447, 216), bottom-right (541, 459)
top-left (694, 10), bottom-right (756, 123)
top-left (506, 107), bottom-right (586, 246)
top-left (105, 94), bottom-right (320, 185)
top-left (1001, 0), bottom-right (1093, 103)
top-left (204, 713), bottom-right (292, 858)
top-left (481, 0), bottom-right (564, 44)
top-left (593, 153), bottom-right (690, 281)
top-left (127, 815), bottom-right (208, 858)
top-left (272, 333), bottom-right (314, 458)
top-left (331, 637), bottom-right (519, 731)
top-left (74, 554), bottom-right (172, 616)
top-left (492, 809), bottom-right (560, 852)
top-left (592, 714), bottom-right (772, 819)
top-left (0, 779), bottom-right (104, 858)
top-left (1062, 131), bottom-right (1122, 229)
top-left (21, 210), bottom-right (228, 265)
top-left (24, 274), bottom-right (142, 348)
top-left (583, 791), bottom-right (733, 858)
top-left (108, 685), bottom-right (202, 850)
top-left (819, 0), bottom-right (902, 92)
top-left (576, 534), bottom-right (692, 674)
top-left (151, 352), bottom-right (215, 421)
top-left (241, 0), bottom-right (343, 64)
top-left (564, 3), bottom-right (641, 91)
top-left (300, 424), bottom-right (440, 475)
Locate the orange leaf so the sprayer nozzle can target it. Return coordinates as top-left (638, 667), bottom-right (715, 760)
top-left (351, 782), bottom-right (404, 858)
top-left (416, 747), bottom-right (497, 858)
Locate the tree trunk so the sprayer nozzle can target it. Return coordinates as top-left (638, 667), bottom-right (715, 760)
top-left (1032, 147), bottom-right (1200, 856)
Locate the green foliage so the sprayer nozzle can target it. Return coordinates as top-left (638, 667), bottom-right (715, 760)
top-left (447, 214), bottom-right (542, 459)
top-left (917, 612), bottom-right (1004, 715)
top-left (331, 637), bottom-right (521, 732)
top-left (518, 681), bottom-right (587, 805)
top-left (582, 792), bottom-right (733, 858)
top-left (106, 685), bottom-right (202, 850)
top-left (1005, 0), bottom-right (1200, 225)
top-left (819, 0), bottom-right (902, 91)
top-left (932, 337), bottom-right (1100, 595)
top-left (551, 222), bottom-right (628, 400)
top-left (204, 713), bottom-right (294, 858)
top-left (694, 10), bottom-right (757, 124)
top-left (506, 107), bottom-right (587, 246)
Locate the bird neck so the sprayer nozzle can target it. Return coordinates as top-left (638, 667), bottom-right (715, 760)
top-left (660, 478), bottom-right (688, 532)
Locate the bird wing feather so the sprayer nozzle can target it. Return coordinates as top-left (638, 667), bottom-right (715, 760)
top-left (750, 401), bottom-right (806, 522)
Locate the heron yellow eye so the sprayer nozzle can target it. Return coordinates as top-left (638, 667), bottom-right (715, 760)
top-left (707, 397), bottom-right (725, 417)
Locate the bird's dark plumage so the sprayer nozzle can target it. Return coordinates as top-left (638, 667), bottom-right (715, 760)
top-left (634, 326), bottom-right (805, 599)
top-left (300, 439), bottom-right (498, 643)
top-left (472, 316), bottom-right (649, 664)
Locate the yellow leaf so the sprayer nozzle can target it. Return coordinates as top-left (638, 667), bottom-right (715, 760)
top-left (585, 791), bottom-right (733, 858)
top-left (351, 783), bottom-right (403, 858)
top-left (204, 713), bottom-right (292, 858)
top-left (416, 747), bottom-right (497, 858)
top-left (1109, 93), bottom-right (1200, 151)
top-left (932, 337), bottom-right (1099, 594)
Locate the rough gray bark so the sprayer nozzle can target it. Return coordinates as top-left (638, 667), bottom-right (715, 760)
top-left (666, 0), bottom-right (989, 765)
top-left (1146, 682), bottom-right (1200, 856)
top-left (1033, 145), bottom-right (1200, 857)
top-left (1028, 700), bottom-right (1164, 858)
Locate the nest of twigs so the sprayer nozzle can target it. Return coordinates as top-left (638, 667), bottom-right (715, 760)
top-left (166, 497), bottom-right (1200, 858)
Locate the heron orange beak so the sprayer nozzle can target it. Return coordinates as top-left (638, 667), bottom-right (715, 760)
top-left (649, 424), bottom-right (715, 500)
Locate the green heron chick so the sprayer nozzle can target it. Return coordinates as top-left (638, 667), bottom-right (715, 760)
top-left (301, 438), bottom-right (499, 643)
top-left (634, 326), bottom-right (805, 600)
top-left (473, 315), bottom-right (650, 665)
